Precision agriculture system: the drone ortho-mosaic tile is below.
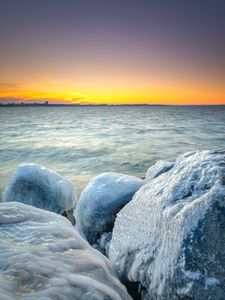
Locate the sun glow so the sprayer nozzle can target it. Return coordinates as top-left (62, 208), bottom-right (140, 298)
top-left (1, 75), bottom-right (224, 105)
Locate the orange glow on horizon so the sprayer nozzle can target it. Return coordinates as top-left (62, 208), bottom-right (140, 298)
top-left (1, 64), bottom-right (225, 105)
top-left (1, 79), bottom-right (225, 105)
top-left (1, 37), bottom-right (225, 105)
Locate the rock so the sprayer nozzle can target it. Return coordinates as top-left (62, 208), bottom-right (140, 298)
top-left (145, 160), bottom-right (174, 182)
top-left (109, 150), bottom-right (225, 299)
top-left (75, 172), bottom-right (144, 253)
top-left (3, 163), bottom-right (76, 217)
top-left (0, 202), bottom-right (131, 300)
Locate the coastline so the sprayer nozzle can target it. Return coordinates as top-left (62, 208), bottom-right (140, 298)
top-left (1, 149), bottom-right (225, 299)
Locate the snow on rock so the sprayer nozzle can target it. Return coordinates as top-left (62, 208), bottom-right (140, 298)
top-left (109, 150), bottom-right (225, 299)
top-left (75, 172), bottom-right (144, 252)
top-left (145, 160), bottom-right (174, 182)
top-left (0, 202), bottom-right (131, 300)
top-left (3, 163), bottom-right (76, 215)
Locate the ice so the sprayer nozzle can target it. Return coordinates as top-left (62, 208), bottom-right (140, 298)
top-left (145, 160), bottom-right (174, 182)
top-left (0, 202), bottom-right (131, 300)
top-left (205, 277), bottom-right (220, 287)
top-left (75, 172), bottom-right (144, 252)
top-left (3, 163), bottom-right (76, 215)
top-left (109, 150), bottom-right (225, 299)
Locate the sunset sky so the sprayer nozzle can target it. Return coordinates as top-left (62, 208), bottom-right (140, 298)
top-left (0, 0), bottom-right (225, 105)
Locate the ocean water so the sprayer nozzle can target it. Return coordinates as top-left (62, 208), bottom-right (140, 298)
top-left (0, 105), bottom-right (225, 201)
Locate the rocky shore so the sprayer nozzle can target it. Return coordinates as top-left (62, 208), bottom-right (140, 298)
top-left (1, 149), bottom-right (225, 299)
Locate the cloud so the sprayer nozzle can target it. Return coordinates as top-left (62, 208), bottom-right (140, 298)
top-left (65, 92), bottom-right (100, 104)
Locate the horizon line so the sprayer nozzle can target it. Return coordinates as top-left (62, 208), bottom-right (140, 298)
top-left (1, 102), bottom-right (225, 107)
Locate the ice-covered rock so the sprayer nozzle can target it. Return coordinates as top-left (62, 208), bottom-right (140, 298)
top-left (109, 150), bottom-right (225, 299)
top-left (0, 202), bottom-right (131, 300)
top-left (3, 163), bottom-right (76, 215)
top-left (75, 172), bottom-right (144, 252)
top-left (145, 160), bottom-right (174, 182)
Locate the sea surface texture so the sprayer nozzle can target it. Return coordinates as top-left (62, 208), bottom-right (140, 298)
top-left (0, 105), bottom-right (225, 201)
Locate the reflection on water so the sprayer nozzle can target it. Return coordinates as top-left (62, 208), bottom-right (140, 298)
top-left (0, 105), bottom-right (225, 199)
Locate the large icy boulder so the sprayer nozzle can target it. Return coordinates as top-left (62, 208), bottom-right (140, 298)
top-left (145, 160), bottom-right (174, 182)
top-left (0, 202), bottom-right (131, 300)
top-left (3, 163), bottom-right (76, 216)
top-left (109, 150), bottom-right (225, 299)
top-left (75, 172), bottom-right (144, 253)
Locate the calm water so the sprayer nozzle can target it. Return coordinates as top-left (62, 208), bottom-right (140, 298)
top-left (0, 106), bottom-right (225, 200)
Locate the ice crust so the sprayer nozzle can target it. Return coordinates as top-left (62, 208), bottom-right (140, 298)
top-left (109, 150), bottom-right (225, 299)
top-left (3, 163), bottom-right (76, 214)
top-left (75, 172), bottom-right (144, 250)
top-left (0, 202), bottom-right (131, 300)
top-left (145, 160), bottom-right (174, 182)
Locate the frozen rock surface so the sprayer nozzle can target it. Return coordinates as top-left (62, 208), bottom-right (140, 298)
top-left (3, 163), bottom-right (76, 214)
top-left (0, 202), bottom-right (131, 300)
top-left (75, 172), bottom-right (144, 251)
top-left (109, 150), bottom-right (225, 300)
top-left (145, 160), bottom-right (174, 182)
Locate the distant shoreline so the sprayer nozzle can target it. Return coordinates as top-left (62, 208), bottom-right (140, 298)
top-left (0, 103), bottom-right (225, 107)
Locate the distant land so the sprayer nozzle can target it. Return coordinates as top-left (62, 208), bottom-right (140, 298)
top-left (0, 101), bottom-right (224, 107)
top-left (0, 101), bottom-right (168, 107)
top-left (0, 101), bottom-right (165, 107)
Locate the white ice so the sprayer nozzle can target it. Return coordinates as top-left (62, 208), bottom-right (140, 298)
top-left (145, 159), bottom-right (174, 182)
top-left (3, 163), bottom-right (76, 214)
top-left (109, 150), bottom-right (225, 298)
top-left (0, 202), bottom-right (131, 300)
top-left (75, 172), bottom-right (144, 249)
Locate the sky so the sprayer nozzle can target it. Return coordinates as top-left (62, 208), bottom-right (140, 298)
top-left (0, 0), bottom-right (225, 105)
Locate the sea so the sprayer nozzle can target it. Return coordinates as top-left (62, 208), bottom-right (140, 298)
top-left (0, 105), bottom-right (225, 201)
